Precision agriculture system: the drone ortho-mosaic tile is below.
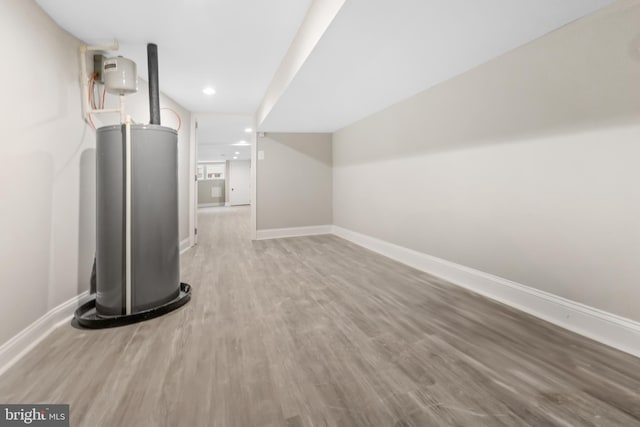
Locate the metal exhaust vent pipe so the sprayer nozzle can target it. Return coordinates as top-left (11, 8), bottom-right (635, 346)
top-left (147, 43), bottom-right (161, 125)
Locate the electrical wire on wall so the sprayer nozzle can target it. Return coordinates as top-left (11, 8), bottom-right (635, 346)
top-left (91, 78), bottom-right (98, 109)
top-left (87, 72), bottom-right (99, 129)
top-left (87, 72), bottom-right (135, 127)
top-left (79, 40), bottom-right (122, 127)
top-left (85, 64), bottom-right (181, 131)
top-left (161, 107), bottom-right (182, 131)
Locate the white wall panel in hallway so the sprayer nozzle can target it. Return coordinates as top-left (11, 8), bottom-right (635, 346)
top-left (257, 133), bottom-right (332, 231)
top-left (228, 160), bottom-right (251, 206)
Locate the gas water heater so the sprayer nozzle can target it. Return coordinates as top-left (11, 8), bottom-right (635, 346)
top-left (75, 44), bottom-right (191, 328)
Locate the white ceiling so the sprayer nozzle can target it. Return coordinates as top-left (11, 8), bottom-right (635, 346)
top-left (36, 0), bottom-right (614, 135)
top-left (35, 0), bottom-right (312, 114)
top-left (198, 143), bottom-right (251, 162)
top-left (196, 114), bottom-right (253, 162)
top-left (259, 0), bottom-right (615, 132)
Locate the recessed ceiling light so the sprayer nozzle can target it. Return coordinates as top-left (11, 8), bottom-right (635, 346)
top-left (202, 87), bottom-right (216, 95)
top-left (231, 140), bottom-right (250, 146)
top-left (244, 128), bottom-right (252, 133)
top-left (233, 156), bottom-right (238, 159)
top-left (234, 151), bottom-right (240, 155)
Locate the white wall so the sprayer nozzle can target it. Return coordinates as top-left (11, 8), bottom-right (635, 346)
top-left (0, 0), bottom-right (95, 345)
top-left (333, 0), bottom-right (640, 321)
top-left (257, 133), bottom-right (332, 230)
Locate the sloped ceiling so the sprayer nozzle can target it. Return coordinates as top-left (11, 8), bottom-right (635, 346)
top-left (259, 0), bottom-right (615, 132)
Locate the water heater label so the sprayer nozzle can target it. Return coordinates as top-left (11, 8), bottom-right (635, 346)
top-left (104, 61), bottom-right (117, 72)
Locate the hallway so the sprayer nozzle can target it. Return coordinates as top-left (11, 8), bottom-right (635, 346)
top-left (0, 206), bottom-right (638, 426)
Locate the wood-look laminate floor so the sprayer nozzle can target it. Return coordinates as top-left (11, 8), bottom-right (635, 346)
top-left (1, 206), bottom-right (639, 426)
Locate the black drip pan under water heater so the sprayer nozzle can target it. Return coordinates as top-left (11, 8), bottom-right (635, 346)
top-left (75, 43), bottom-right (191, 328)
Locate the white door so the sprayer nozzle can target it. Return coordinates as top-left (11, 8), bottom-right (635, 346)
top-left (228, 160), bottom-right (251, 206)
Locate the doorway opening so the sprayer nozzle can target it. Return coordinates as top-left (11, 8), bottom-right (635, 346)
top-left (192, 113), bottom-right (255, 240)
top-left (196, 159), bottom-right (251, 207)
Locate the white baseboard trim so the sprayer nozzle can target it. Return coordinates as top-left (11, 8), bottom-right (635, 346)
top-left (224, 202), bottom-right (231, 207)
top-left (0, 291), bottom-right (92, 377)
top-left (180, 237), bottom-right (192, 254)
top-left (332, 225), bottom-right (640, 358)
top-left (256, 225), bottom-right (333, 240)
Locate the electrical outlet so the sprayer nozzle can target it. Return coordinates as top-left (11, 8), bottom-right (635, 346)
top-left (93, 54), bottom-right (105, 83)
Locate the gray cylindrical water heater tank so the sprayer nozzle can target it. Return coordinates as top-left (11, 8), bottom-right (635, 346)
top-left (96, 124), bottom-right (180, 316)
